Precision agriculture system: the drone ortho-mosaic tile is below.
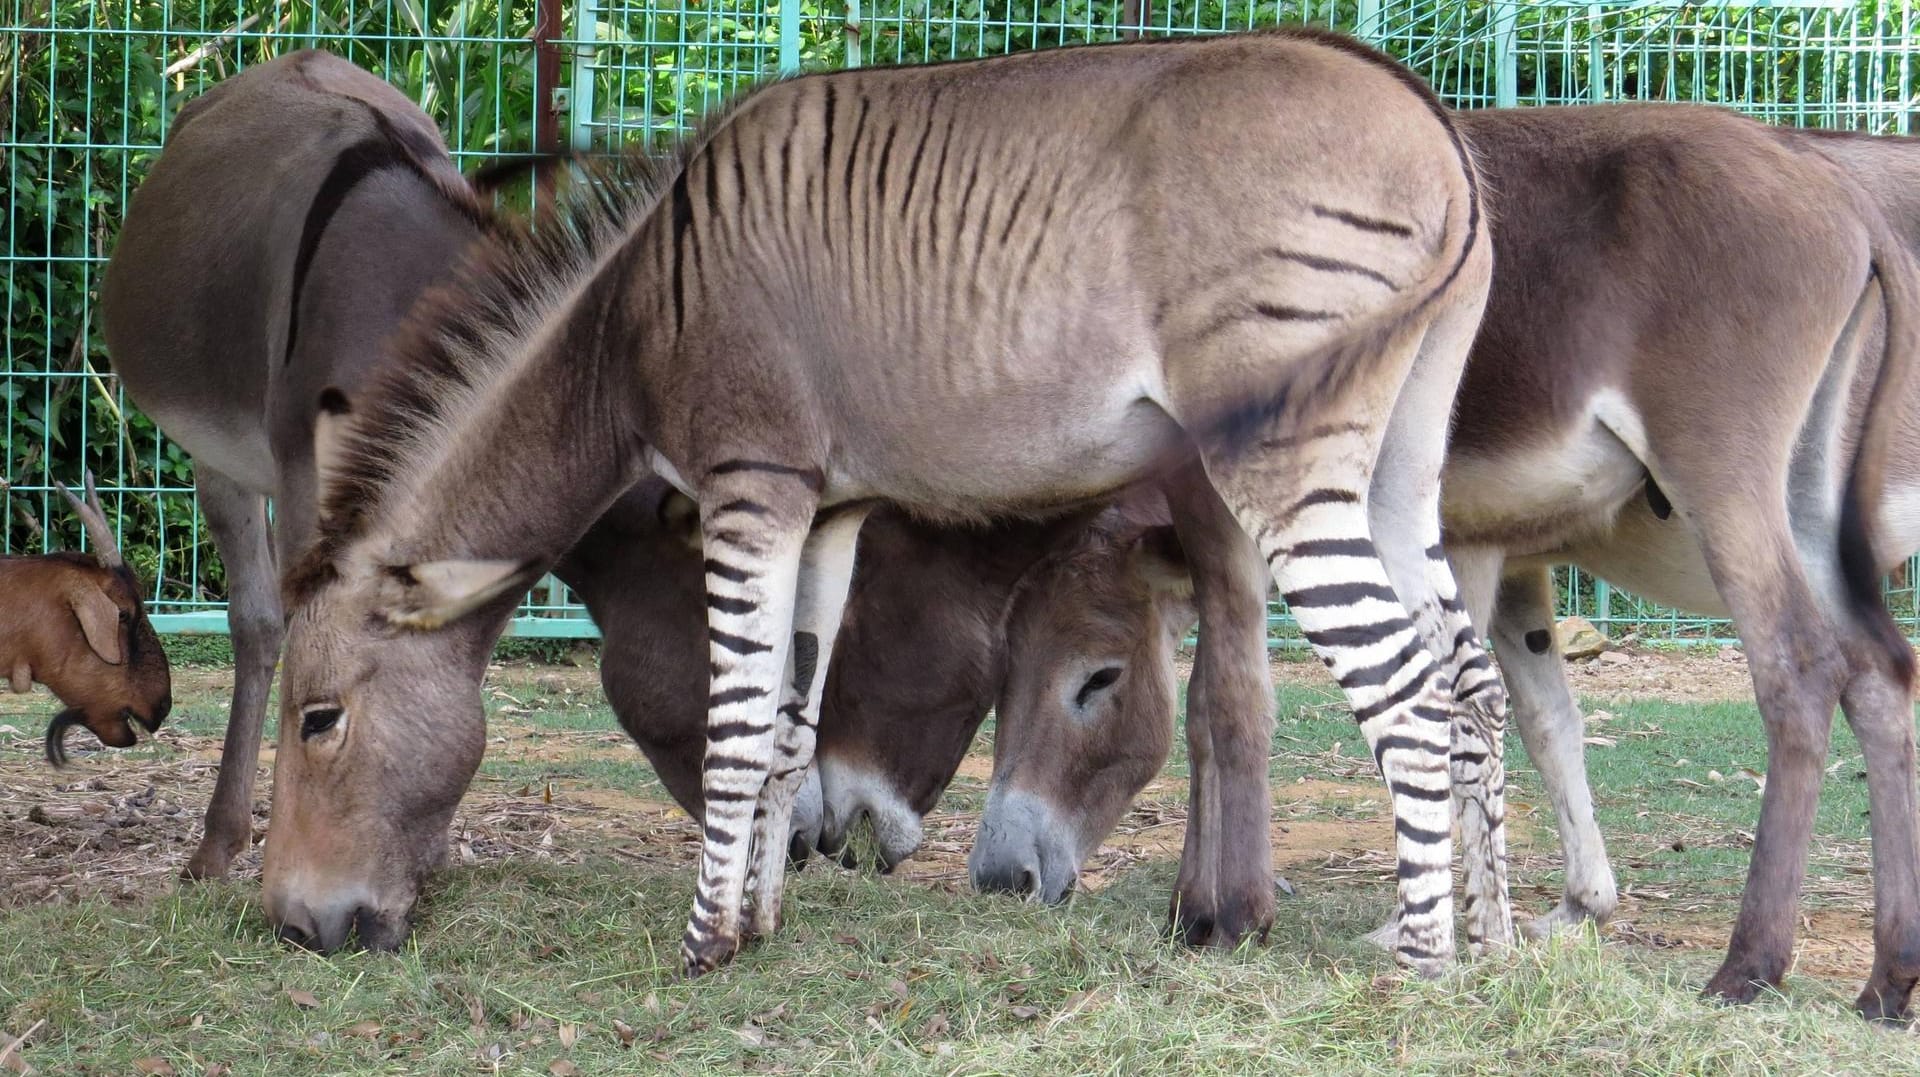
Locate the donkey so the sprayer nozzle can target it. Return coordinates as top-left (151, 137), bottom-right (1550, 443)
top-left (1, 473), bottom-right (172, 762)
top-left (100, 49), bottom-right (497, 880)
top-left (965, 104), bottom-right (1920, 1020)
top-left (259, 28), bottom-right (1503, 978)
top-left (557, 475), bottom-right (1181, 871)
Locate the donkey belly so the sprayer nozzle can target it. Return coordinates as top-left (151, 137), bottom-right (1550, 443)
top-left (818, 319), bottom-right (1184, 517)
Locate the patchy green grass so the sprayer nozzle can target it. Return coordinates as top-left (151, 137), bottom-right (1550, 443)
top-left (1, 654), bottom-right (1912, 1073)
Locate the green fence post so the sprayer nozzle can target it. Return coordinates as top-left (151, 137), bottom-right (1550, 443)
top-left (845, 0), bottom-right (863, 69)
top-left (570, 0), bottom-right (599, 151)
top-left (1588, 5), bottom-right (1605, 103)
top-left (1595, 578), bottom-right (1612, 634)
top-left (1493, 0), bottom-right (1518, 108)
top-left (780, 0), bottom-right (802, 73)
top-left (1355, 0), bottom-right (1380, 42)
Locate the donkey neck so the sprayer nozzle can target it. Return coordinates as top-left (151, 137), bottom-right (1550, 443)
top-left (357, 278), bottom-right (649, 574)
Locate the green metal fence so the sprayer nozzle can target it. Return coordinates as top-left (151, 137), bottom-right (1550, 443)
top-left (3, 0), bottom-right (1917, 642)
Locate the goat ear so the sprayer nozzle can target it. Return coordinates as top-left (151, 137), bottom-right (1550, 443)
top-left (376, 558), bottom-right (535, 630)
top-left (314, 387), bottom-right (355, 498)
top-left (67, 583), bottom-right (125, 665)
top-left (1129, 526), bottom-right (1194, 599)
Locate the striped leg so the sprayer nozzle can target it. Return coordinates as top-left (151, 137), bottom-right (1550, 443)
top-left (1429, 546), bottom-right (1512, 954)
top-left (681, 473), bottom-right (815, 977)
top-left (1363, 260), bottom-right (1511, 955)
top-left (743, 507), bottom-right (869, 939)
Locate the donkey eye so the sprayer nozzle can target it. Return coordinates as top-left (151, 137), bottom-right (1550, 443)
top-left (1075, 666), bottom-right (1123, 707)
top-left (301, 706), bottom-right (344, 740)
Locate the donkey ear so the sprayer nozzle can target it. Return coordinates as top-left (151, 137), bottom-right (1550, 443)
top-left (313, 387), bottom-right (355, 497)
top-left (375, 558), bottom-right (536, 630)
top-left (67, 582), bottom-right (125, 665)
top-left (1129, 525), bottom-right (1193, 599)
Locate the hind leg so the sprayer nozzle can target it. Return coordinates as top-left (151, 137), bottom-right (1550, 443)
top-left (1682, 506), bottom-right (1848, 1003)
top-left (1368, 288), bottom-right (1512, 954)
top-left (1193, 379), bottom-right (1461, 973)
top-left (1840, 631), bottom-right (1920, 1022)
top-left (183, 469), bottom-right (282, 880)
top-left (744, 507), bottom-right (869, 939)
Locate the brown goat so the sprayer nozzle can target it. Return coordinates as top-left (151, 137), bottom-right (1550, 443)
top-left (0, 473), bottom-right (172, 763)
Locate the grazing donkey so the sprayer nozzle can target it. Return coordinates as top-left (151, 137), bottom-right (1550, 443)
top-left (260, 28), bottom-right (1503, 977)
top-left (560, 476), bottom-right (1178, 871)
top-left (1, 473), bottom-right (172, 762)
top-left (967, 104), bottom-right (1920, 1020)
top-left (100, 49), bottom-right (496, 879)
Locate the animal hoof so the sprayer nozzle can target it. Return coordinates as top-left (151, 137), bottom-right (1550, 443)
top-left (681, 931), bottom-right (739, 978)
top-left (1169, 890), bottom-right (1272, 950)
top-left (1855, 978), bottom-right (1917, 1025)
top-left (1362, 917), bottom-right (1400, 952)
top-left (1521, 896), bottom-right (1613, 941)
top-left (1702, 963), bottom-right (1778, 1006)
top-left (1399, 949), bottom-right (1451, 980)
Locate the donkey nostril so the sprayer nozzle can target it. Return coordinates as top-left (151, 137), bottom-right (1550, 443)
top-left (276, 921), bottom-right (318, 951)
top-left (153, 695), bottom-right (173, 726)
top-left (1017, 868), bottom-right (1040, 896)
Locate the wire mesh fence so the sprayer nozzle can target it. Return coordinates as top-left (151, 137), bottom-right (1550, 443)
top-left (3, 0), bottom-right (1917, 642)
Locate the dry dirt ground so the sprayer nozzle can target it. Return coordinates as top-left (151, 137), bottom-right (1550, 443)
top-left (0, 645), bottom-right (1874, 983)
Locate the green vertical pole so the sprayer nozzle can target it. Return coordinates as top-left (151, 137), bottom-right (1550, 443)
top-left (1588, 5), bottom-right (1604, 103)
top-left (570, 0), bottom-right (599, 151)
top-left (1493, 0), bottom-right (1518, 108)
top-left (1595, 578), bottom-right (1612, 633)
top-left (780, 0), bottom-right (802, 73)
top-left (1355, 0), bottom-right (1379, 43)
top-left (846, 0), bottom-right (863, 68)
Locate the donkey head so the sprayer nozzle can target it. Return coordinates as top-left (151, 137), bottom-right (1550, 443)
top-left (39, 472), bottom-right (172, 763)
top-left (969, 510), bottom-right (1195, 903)
top-left (262, 396), bottom-right (541, 953)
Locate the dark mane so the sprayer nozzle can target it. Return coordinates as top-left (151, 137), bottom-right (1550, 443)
top-left (281, 128), bottom-right (720, 604)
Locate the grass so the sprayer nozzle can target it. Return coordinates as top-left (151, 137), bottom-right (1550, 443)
top-left (2, 656), bottom-right (1915, 1074)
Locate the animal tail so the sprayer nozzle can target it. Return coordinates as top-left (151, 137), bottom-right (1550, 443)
top-left (1838, 210), bottom-right (1920, 689)
top-left (1199, 33), bottom-right (1485, 452)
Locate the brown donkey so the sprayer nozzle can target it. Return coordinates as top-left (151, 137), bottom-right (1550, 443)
top-left (101, 49), bottom-right (494, 880)
top-left (970, 104), bottom-right (1920, 1020)
top-left (260, 29), bottom-right (1501, 977)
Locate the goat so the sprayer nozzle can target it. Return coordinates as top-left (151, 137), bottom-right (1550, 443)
top-left (0, 472), bottom-right (172, 763)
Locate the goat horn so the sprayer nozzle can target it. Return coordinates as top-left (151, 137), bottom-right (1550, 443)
top-left (55, 470), bottom-right (122, 569)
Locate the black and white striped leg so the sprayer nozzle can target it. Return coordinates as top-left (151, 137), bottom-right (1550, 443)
top-left (743, 507), bottom-right (869, 939)
top-left (681, 480), bottom-right (813, 977)
top-left (1426, 544), bottom-right (1512, 953)
top-left (1257, 489), bottom-right (1456, 976)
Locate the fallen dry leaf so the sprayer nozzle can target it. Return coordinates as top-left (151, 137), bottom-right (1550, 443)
top-left (612, 1020), bottom-right (638, 1047)
top-left (131, 1060), bottom-right (175, 1076)
top-left (1008, 1005), bottom-right (1041, 1022)
top-left (469, 995), bottom-right (487, 1031)
top-left (204, 1066), bottom-right (231, 1077)
top-left (559, 1022), bottom-right (579, 1049)
top-left (919, 1015), bottom-right (951, 1040)
top-left (343, 1021), bottom-right (382, 1039)
top-left (548, 1061), bottom-right (580, 1077)
top-left (0, 1018), bottom-right (42, 1075)
top-left (285, 988), bottom-right (320, 1010)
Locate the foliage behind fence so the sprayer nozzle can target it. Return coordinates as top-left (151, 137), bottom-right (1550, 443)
top-left (3, 0), bottom-right (1917, 640)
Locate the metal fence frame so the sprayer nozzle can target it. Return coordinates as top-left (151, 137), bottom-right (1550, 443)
top-left (3, 0), bottom-right (1917, 642)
